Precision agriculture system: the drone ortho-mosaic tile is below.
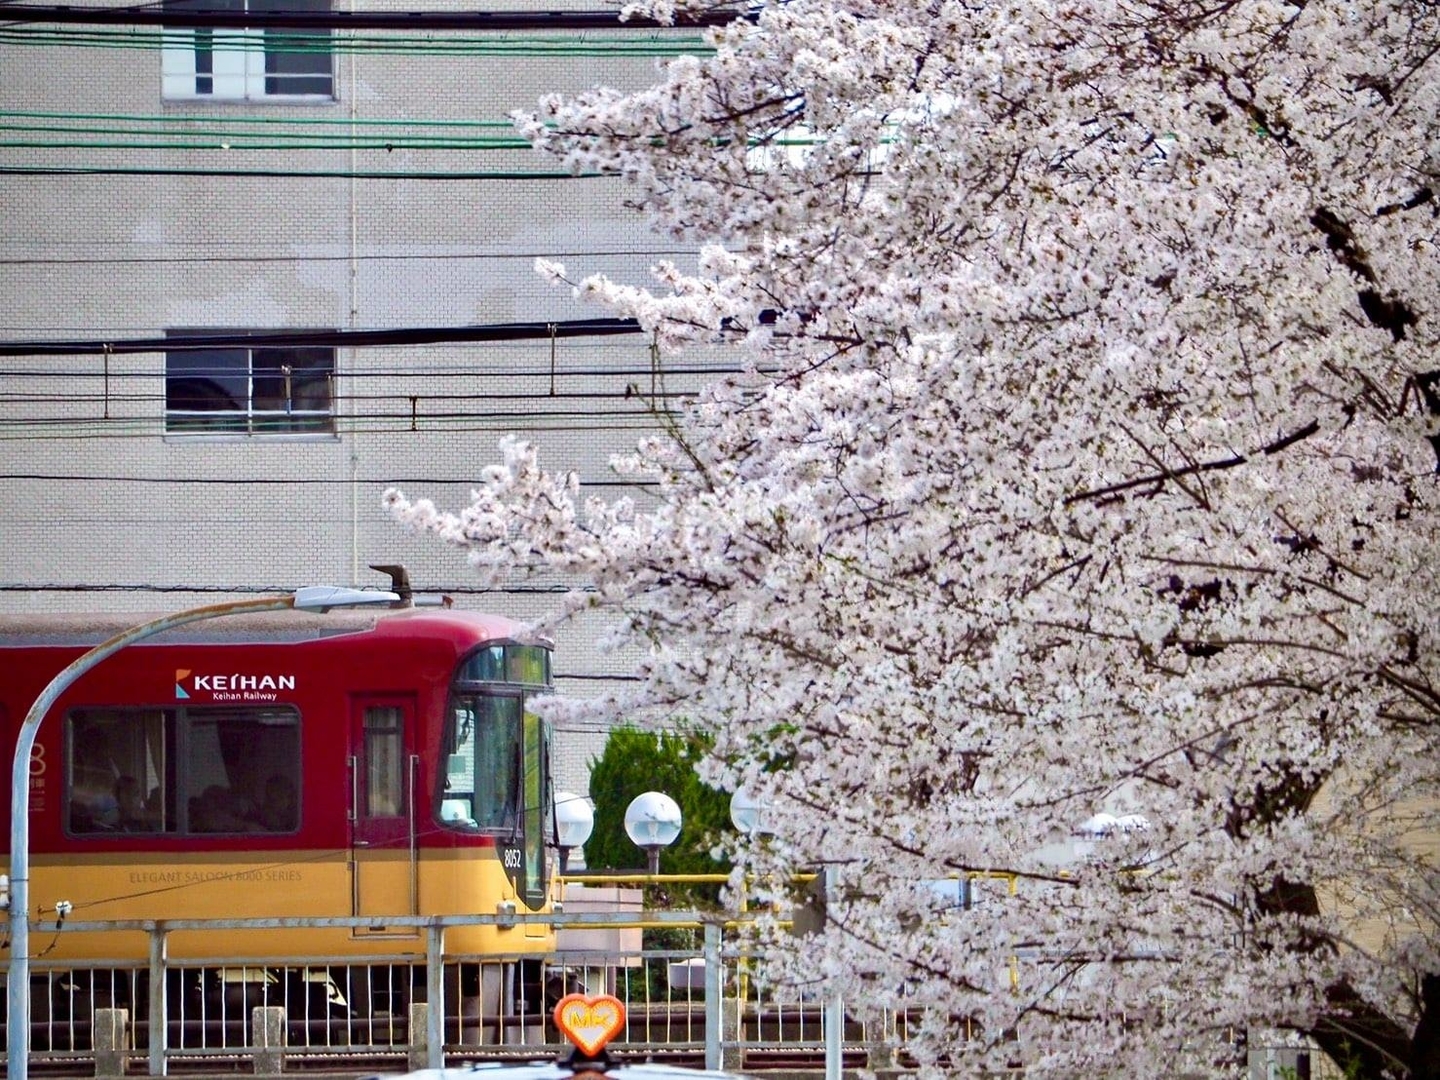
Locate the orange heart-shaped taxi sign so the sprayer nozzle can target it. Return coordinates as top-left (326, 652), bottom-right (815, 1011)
top-left (553, 992), bottom-right (625, 1057)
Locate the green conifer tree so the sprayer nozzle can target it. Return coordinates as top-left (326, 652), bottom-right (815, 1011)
top-left (583, 726), bottom-right (732, 906)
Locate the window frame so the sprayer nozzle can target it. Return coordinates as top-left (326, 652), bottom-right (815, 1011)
top-left (164, 330), bottom-right (337, 440)
top-left (362, 704), bottom-right (405, 820)
top-left (64, 704), bottom-right (304, 838)
top-left (161, 0), bottom-right (336, 102)
top-left (436, 643), bottom-right (553, 835)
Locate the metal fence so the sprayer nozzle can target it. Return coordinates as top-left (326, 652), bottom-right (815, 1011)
top-left (3, 908), bottom-right (860, 1076)
top-left (4, 907), bottom-right (1343, 1079)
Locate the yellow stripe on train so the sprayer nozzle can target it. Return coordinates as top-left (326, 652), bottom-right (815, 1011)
top-left (23, 849), bottom-right (554, 960)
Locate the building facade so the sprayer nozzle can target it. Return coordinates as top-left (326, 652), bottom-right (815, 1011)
top-left (0, 0), bottom-right (720, 794)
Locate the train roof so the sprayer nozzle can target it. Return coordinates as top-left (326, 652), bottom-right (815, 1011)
top-left (0, 605), bottom-right (545, 648)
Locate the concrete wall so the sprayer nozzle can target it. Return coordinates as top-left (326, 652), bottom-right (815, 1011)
top-left (0, 0), bottom-right (721, 796)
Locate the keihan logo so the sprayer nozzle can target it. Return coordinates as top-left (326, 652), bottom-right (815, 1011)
top-left (174, 669), bottom-right (296, 700)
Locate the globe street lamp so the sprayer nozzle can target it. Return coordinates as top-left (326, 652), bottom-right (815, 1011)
top-left (7, 586), bottom-right (399, 1080)
top-left (1073, 811), bottom-right (1151, 865)
top-left (553, 790), bottom-right (595, 874)
top-left (624, 791), bottom-right (682, 874)
top-left (729, 785), bottom-right (774, 837)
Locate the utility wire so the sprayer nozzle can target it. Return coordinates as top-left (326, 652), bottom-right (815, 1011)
top-left (0, 248), bottom-right (699, 268)
top-left (0, 164), bottom-right (601, 178)
top-left (0, 362), bottom-right (749, 378)
top-left (0, 420), bottom-right (672, 440)
top-left (0, 391), bottom-right (705, 409)
top-left (0, 400), bottom-right (695, 425)
top-left (0, 5), bottom-right (750, 29)
top-left (0, 401), bottom-right (697, 414)
top-left (0, 26), bottom-right (711, 54)
top-left (0, 405), bottom-right (684, 424)
top-left (1, 109), bottom-right (519, 128)
top-left (0, 318), bottom-right (646, 356)
top-left (0, 473), bottom-right (655, 486)
top-left (0, 582), bottom-right (594, 595)
top-left (0, 128), bottom-right (536, 149)
top-left (0, 319), bottom-right (780, 357)
top-left (0, 110), bottom-right (535, 148)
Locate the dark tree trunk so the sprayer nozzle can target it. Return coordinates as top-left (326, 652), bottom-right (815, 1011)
top-left (1255, 877), bottom-right (1431, 1079)
top-left (1409, 975), bottom-right (1440, 1080)
top-left (1309, 980), bottom-right (1416, 1080)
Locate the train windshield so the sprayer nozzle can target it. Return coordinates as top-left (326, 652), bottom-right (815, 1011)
top-left (439, 643), bottom-right (552, 835)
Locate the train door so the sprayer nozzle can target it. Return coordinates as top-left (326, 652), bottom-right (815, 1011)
top-left (349, 695), bottom-right (419, 937)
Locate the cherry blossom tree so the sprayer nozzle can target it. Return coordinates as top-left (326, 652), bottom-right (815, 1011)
top-left (388, 1), bottom-right (1440, 1074)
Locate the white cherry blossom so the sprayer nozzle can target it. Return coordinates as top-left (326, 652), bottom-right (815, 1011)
top-left (391, 2), bottom-right (1440, 1075)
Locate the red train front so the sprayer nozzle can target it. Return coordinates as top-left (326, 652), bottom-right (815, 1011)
top-left (0, 604), bottom-right (559, 966)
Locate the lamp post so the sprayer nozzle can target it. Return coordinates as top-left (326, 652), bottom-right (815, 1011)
top-left (553, 790), bottom-right (594, 874)
top-left (623, 791), bottom-right (682, 874)
top-left (6, 586), bottom-right (398, 1080)
top-left (729, 786), bottom-right (773, 837)
top-left (1072, 811), bottom-right (1150, 865)
top-left (725, 789), bottom-right (839, 1080)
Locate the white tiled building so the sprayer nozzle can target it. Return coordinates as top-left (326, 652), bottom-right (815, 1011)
top-left (0, 0), bottom-right (719, 792)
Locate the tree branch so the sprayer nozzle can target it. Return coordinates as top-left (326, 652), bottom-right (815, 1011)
top-left (1065, 421), bottom-right (1320, 505)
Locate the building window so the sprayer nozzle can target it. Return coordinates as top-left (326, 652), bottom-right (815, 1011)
top-left (162, 0), bottom-right (334, 101)
top-left (166, 332), bottom-right (335, 436)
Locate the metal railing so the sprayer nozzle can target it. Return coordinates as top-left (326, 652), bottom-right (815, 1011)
top-left (2, 908), bottom-right (864, 1076)
top-left (3, 907), bottom-right (1345, 1079)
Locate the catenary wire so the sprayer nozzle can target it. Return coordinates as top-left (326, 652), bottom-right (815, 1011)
top-left (0, 319), bottom-right (646, 355)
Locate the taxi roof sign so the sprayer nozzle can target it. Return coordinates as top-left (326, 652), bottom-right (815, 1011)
top-left (360, 987), bottom-right (760, 1080)
top-left (554, 993), bottom-right (625, 1060)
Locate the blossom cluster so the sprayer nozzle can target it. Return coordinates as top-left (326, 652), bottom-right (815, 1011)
top-left (391, 2), bottom-right (1440, 1074)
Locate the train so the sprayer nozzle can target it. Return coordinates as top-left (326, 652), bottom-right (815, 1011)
top-left (0, 585), bottom-right (569, 1033)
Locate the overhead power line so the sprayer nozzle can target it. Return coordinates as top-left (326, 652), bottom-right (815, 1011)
top-left (0, 27), bottom-right (711, 54)
top-left (0, 418), bottom-right (670, 440)
top-left (0, 5), bottom-right (750, 30)
top-left (0, 360), bottom-right (746, 378)
top-left (0, 249), bottom-right (696, 269)
top-left (0, 473), bottom-right (654, 486)
top-left (0, 164), bottom-right (597, 178)
top-left (0, 318), bottom-right (647, 356)
top-left (0, 110), bottom-right (526, 129)
top-left (0, 247), bottom-right (698, 268)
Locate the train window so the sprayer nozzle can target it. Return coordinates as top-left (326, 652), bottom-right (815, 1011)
top-left (521, 710), bottom-right (546, 905)
top-left (66, 705), bottom-right (301, 836)
top-left (185, 707), bottom-right (300, 833)
top-left (456, 646), bottom-right (506, 683)
top-left (474, 696), bottom-right (520, 829)
top-left (363, 706), bottom-right (404, 818)
top-left (507, 646), bottom-right (551, 686)
top-left (67, 708), bottom-right (173, 834)
top-left (455, 645), bottom-right (553, 688)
